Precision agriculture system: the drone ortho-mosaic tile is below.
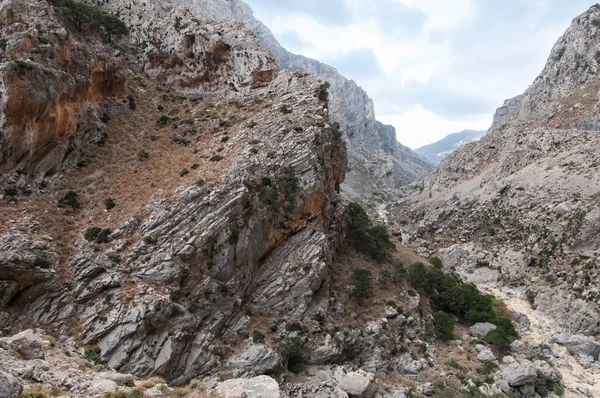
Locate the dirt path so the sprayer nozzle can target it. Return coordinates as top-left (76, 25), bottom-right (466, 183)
top-left (479, 285), bottom-right (600, 397)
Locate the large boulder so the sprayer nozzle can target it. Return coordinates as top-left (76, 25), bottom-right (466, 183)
top-left (215, 376), bottom-right (281, 398)
top-left (333, 367), bottom-right (377, 398)
top-left (469, 323), bottom-right (497, 339)
top-left (227, 344), bottom-right (282, 378)
top-left (6, 329), bottom-right (45, 360)
top-left (551, 333), bottom-right (600, 360)
top-left (0, 371), bottom-right (22, 398)
top-left (395, 353), bottom-right (429, 375)
top-left (500, 360), bottom-right (537, 387)
top-left (86, 379), bottom-right (118, 398)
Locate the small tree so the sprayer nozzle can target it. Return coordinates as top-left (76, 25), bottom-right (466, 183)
top-left (409, 262), bottom-right (427, 290)
top-left (351, 268), bottom-right (372, 298)
top-left (433, 311), bottom-right (454, 340)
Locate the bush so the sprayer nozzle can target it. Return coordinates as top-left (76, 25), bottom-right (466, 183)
top-left (252, 330), bottom-right (265, 344)
top-left (131, 389), bottom-right (145, 398)
top-left (58, 191), bottom-right (79, 208)
top-left (118, 378), bottom-right (135, 387)
top-left (84, 348), bottom-right (101, 364)
top-left (138, 150), bottom-right (150, 161)
top-left (351, 268), bottom-right (372, 298)
top-left (409, 262), bottom-right (428, 289)
top-left (128, 95), bottom-right (136, 111)
top-left (104, 198), bottom-right (115, 210)
top-left (33, 257), bottom-right (52, 269)
top-left (429, 257), bottom-right (443, 267)
top-left (318, 81), bottom-right (331, 102)
top-left (84, 227), bottom-right (111, 244)
top-left (179, 169), bottom-right (189, 177)
top-left (484, 328), bottom-right (510, 351)
top-left (209, 155), bottom-right (223, 162)
top-left (346, 202), bottom-right (394, 261)
top-left (434, 311), bottom-right (454, 340)
top-left (281, 337), bottom-right (304, 373)
top-left (279, 105), bottom-right (292, 114)
top-left (3, 187), bottom-right (17, 197)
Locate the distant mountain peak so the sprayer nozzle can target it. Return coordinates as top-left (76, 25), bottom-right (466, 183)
top-left (414, 130), bottom-right (486, 165)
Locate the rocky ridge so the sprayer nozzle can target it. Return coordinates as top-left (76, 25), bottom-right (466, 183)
top-left (392, 4), bottom-right (600, 396)
top-left (137, 0), bottom-right (434, 201)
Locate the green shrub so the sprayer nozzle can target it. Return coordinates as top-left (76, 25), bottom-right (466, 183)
top-left (33, 257), bottom-right (52, 269)
top-left (174, 16), bottom-right (182, 28)
top-left (118, 378), bottom-right (135, 387)
top-left (281, 336), bottom-right (304, 373)
top-left (84, 348), bottom-right (101, 364)
top-left (221, 136), bottom-right (229, 143)
top-left (331, 122), bottom-right (343, 139)
top-left (196, 179), bottom-right (205, 187)
top-left (318, 81), bottom-right (331, 102)
top-left (279, 105), bottom-right (292, 114)
top-left (409, 262), bottom-right (428, 289)
top-left (351, 268), bottom-right (372, 298)
top-left (128, 95), bottom-right (136, 111)
top-left (180, 169), bottom-right (189, 177)
top-left (104, 198), bottom-right (115, 210)
top-left (346, 202), bottom-right (394, 261)
top-left (484, 328), bottom-right (510, 351)
top-left (433, 311), bottom-right (454, 340)
top-left (58, 191), bottom-right (80, 208)
top-left (252, 330), bottom-right (265, 344)
top-left (84, 227), bottom-right (111, 244)
top-left (131, 388), bottom-right (145, 398)
top-left (209, 155), bottom-right (223, 162)
top-left (429, 257), bottom-right (443, 267)
top-left (3, 187), bottom-right (17, 197)
top-left (138, 150), bottom-right (150, 161)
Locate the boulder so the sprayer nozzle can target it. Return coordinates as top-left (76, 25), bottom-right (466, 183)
top-left (86, 379), bottom-right (118, 398)
top-left (395, 353), bottom-right (428, 375)
top-left (333, 367), bottom-right (377, 398)
top-left (511, 311), bottom-right (531, 332)
top-left (215, 376), bottom-right (281, 398)
top-left (500, 360), bottom-right (537, 387)
top-left (551, 333), bottom-right (600, 360)
top-left (416, 383), bottom-right (435, 396)
top-left (0, 371), bottom-right (22, 398)
top-left (477, 348), bottom-right (496, 363)
top-left (228, 344), bottom-right (282, 378)
top-left (469, 323), bottom-right (497, 339)
top-left (6, 329), bottom-right (44, 360)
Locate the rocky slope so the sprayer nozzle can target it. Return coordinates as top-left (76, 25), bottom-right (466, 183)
top-left (143, 0), bottom-right (434, 200)
top-left (393, 5), bottom-right (600, 396)
top-left (414, 130), bottom-right (486, 165)
top-left (0, 1), bottom-right (574, 398)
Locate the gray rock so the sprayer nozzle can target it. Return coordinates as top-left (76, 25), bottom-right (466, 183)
top-left (215, 376), bottom-right (281, 398)
top-left (500, 360), bottom-right (537, 387)
top-left (7, 329), bottom-right (44, 360)
top-left (0, 371), bottom-right (22, 398)
top-left (476, 348), bottom-right (496, 363)
top-left (551, 333), bottom-right (600, 360)
top-left (333, 367), bottom-right (377, 398)
top-left (416, 383), bottom-right (435, 396)
top-left (86, 379), bottom-right (118, 398)
top-left (228, 344), bottom-right (282, 378)
top-left (395, 353), bottom-right (428, 375)
top-left (469, 323), bottom-right (497, 339)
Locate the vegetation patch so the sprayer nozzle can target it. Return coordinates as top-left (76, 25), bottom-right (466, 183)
top-left (347, 202), bottom-right (394, 261)
top-left (58, 191), bottom-right (80, 208)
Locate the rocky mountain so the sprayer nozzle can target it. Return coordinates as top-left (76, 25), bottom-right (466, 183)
top-left (414, 130), bottom-right (486, 165)
top-left (148, 0), bottom-right (434, 200)
top-left (392, 4), bottom-right (600, 396)
top-left (0, 0), bottom-right (586, 397)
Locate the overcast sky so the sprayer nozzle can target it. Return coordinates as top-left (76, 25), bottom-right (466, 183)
top-left (244, 0), bottom-right (597, 149)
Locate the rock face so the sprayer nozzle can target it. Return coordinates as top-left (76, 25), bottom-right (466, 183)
top-left (228, 344), bottom-right (282, 378)
top-left (394, 4), bottom-right (600, 336)
top-left (0, 0), bottom-right (348, 385)
top-left (136, 0), bottom-right (433, 199)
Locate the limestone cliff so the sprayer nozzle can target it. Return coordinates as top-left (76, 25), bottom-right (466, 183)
top-left (139, 0), bottom-right (434, 200)
top-left (393, 6), bottom-right (600, 389)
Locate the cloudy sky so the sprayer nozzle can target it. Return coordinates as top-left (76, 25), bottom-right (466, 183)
top-left (244, 0), bottom-right (596, 149)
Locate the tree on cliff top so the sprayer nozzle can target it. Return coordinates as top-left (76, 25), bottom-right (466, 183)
top-left (52, 0), bottom-right (128, 42)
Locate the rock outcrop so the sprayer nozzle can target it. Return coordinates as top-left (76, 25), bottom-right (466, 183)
top-left (120, 0), bottom-right (433, 199)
